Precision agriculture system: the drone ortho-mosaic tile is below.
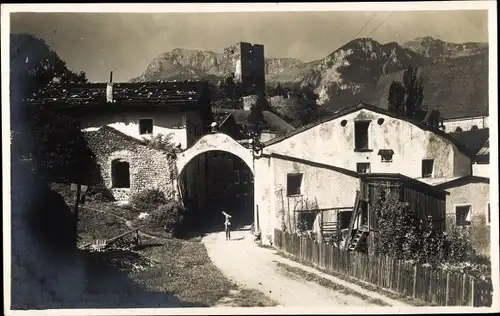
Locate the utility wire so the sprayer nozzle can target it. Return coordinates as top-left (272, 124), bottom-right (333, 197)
top-left (352, 13), bottom-right (379, 40)
top-left (366, 12), bottom-right (393, 38)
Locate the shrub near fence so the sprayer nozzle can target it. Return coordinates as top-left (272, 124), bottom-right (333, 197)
top-left (274, 229), bottom-right (493, 307)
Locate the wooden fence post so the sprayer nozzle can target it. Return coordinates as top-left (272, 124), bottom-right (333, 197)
top-left (413, 264), bottom-right (418, 298)
top-left (445, 272), bottom-right (450, 306)
top-left (461, 274), bottom-right (466, 306)
top-left (470, 276), bottom-right (475, 307)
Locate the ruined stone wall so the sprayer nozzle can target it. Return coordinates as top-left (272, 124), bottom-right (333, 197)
top-left (84, 126), bottom-right (178, 202)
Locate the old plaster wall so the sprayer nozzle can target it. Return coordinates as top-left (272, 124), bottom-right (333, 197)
top-left (439, 178), bottom-right (490, 256)
top-left (81, 111), bottom-right (189, 149)
top-left (254, 155), bottom-right (359, 245)
top-left (265, 108), bottom-right (472, 179)
top-left (84, 126), bottom-right (178, 202)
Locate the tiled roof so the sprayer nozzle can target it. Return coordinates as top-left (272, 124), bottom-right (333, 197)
top-left (450, 128), bottom-right (489, 155)
top-left (370, 52), bottom-right (489, 119)
top-left (25, 80), bottom-right (209, 107)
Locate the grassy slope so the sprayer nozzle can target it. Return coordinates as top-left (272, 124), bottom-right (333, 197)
top-left (62, 185), bottom-right (276, 308)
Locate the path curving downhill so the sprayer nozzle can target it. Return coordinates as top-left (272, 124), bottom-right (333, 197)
top-left (202, 227), bottom-right (408, 307)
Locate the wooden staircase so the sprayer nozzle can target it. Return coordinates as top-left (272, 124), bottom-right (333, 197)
top-left (347, 230), bottom-right (368, 251)
top-left (343, 190), bottom-right (361, 250)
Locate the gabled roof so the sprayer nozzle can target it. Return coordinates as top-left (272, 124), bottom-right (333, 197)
top-left (263, 102), bottom-right (476, 158)
top-left (450, 128), bottom-right (490, 155)
top-left (213, 108), bottom-right (296, 136)
top-left (477, 139), bottom-right (489, 157)
top-left (25, 80), bottom-right (210, 108)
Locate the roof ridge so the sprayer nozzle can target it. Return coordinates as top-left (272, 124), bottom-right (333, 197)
top-left (263, 102), bottom-right (476, 158)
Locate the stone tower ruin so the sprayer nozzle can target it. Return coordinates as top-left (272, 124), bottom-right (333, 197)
top-left (224, 42), bottom-right (266, 95)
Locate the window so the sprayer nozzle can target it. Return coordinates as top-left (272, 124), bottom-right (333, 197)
top-left (297, 211), bottom-right (316, 231)
top-left (243, 170), bottom-right (249, 184)
top-left (111, 159), bottom-right (130, 188)
top-left (139, 118), bottom-right (153, 135)
top-left (356, 162), bottom-right (371, 174)
top-left (455, 127), bottom-right (463, 132)
top-left (471, 125), bottom-right (479, 131)
top-left (421, 159), bottom-right (434, 178)
top-left (354, 121), bottom-right (370, 151)
top-left (339, 210), bottom-right (353, 229)
top-left (234, 170), bottom-right (240, 185)
top-left (455, 205), bottom-right (472, 226)
top-left (378, 149), bottom-right (394, 163)
top-left (287, 173), bottom-right (303, 196)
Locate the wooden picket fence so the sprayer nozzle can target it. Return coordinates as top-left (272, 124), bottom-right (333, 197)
top-left (274, 229), bottom-right (493, 307)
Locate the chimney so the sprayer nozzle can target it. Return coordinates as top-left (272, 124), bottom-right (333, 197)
top-left (106, 71), bottom-right (113, 103)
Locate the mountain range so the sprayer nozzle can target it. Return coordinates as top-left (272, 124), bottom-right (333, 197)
top-left (11, 33), bottom-right (488, 118)
top-left (130, 37), bottom-right (488, 111)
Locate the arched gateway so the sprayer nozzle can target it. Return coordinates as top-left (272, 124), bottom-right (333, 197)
top-left (176, 133), bottom-right (254, 176)
top-left (176, 133), bottom-right (256, 230)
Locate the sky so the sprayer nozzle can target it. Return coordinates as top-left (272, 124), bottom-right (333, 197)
top-left (10, 10), bottom-right (489, 82)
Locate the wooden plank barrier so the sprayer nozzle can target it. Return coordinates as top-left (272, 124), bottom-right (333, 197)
top-left (273, 229), bottom-right (492, 307)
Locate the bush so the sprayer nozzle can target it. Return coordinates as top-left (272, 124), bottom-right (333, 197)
top-left (145, 201), bottom-right (186, 238)
top-left (85, 182), bottom-right (115, 203)
top-left (444, 225), bottom-right (476, 264)
top-left (130, 188), bottom-right (167, 214)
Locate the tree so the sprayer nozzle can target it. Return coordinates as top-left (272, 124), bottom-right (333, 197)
top-left (402, 65), bottom-right (425, 116)
top-left (297, 84), bottom-right (320, 125)
top-left (10, 34), bottom-right (95, 184)
top-left (387, 65), bottom-right (424, 117)
top-left (248, 91), bottom-right (269, 135)
top-left (387, 81), bottom-right (406, 114)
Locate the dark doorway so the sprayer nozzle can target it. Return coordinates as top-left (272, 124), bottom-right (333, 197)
top-left (178, 150), bottom-right (254, 236)
top-left (111, 159), bottom-right (130, 188)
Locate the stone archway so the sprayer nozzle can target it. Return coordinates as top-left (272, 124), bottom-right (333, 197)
top-left (176, 133), bottom-right (255, 232)
top-left (176, 133), bottom-right (253, 176)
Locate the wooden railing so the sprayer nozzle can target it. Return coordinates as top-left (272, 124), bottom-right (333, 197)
top-left (274, 229), bottom-right (493, 307)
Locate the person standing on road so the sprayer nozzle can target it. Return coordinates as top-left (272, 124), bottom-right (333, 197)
top-left (222, 211), bottom-right (232, 240)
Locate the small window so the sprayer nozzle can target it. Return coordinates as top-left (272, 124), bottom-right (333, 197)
top-left (356, 162), bottom-right (371, 174)
top-left (111, 159), bottom-right (130, 188)
top-left (139, 118), bottom-right (153, 135)
top-left (234, 170), bottom-right (240, 185)
top-left (339, 210), bottom-right (353, 229)
top-left (287, 173), bottom-right (303, 196)
top-left (340, 119), bottom-right (348, 127)
top-left (471, 125), bottom-right (479, 131)
top-left (377, 118), bottom-right (385, 125)
top-left (455, 205), bottom-right (472, 226)
top-left (378, 149), bottom-right (394, 163)
top-left (297, 211), bottom-right (316, 231)
top-left (421, 159), bottom-right (434, 178)
top-left (354, 121), bottom-right (370, 151)
top-left (243, 170), bottom-right (249, 184)
top-left (455, 127), bottom-right (463, 132)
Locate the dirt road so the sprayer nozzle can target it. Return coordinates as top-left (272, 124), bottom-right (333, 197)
top-left (202, 227), bottom-right (406, 307)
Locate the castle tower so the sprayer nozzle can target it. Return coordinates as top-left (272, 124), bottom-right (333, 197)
top-left (224, 42), bottom-right (266, 95)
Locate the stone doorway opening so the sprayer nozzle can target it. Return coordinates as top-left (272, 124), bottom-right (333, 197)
top-left (177, 150), bottom-right (255, 236)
